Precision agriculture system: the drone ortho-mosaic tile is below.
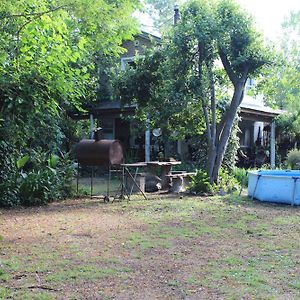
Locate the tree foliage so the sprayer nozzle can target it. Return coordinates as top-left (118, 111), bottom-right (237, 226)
top-left (255, 10), bottom-right (300, 147)
top-left (258, 11), bottom-right (300, 111)
top-left (0, 0), bottom-right (139, 206)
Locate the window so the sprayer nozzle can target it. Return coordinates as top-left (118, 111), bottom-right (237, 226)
top-left (121, 56), bottom-right (136, 70)
top-left (100, 118), bottom-right (114, 140)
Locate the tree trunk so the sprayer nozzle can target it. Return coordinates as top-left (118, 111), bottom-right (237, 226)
top-left (210, 81), bottom-right (245, 182)
top-left (199, 45), bottom-right (248, 184)
top-left (207, 143), bottom-right (216, 179)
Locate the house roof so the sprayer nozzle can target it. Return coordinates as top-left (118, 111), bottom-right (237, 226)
top-left (70, 98), bottom-right (286, 122)
top-left (240, 95), bottom-right (285, 122)
top-left (140, 30), bottom-right (161, 41)
top-left (69, 101), bottom-right (136, 120)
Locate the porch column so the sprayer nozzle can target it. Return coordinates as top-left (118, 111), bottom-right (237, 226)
top-left (89, 114), bottom-right (94, 139)
top-left (145, 116), bottom-right (150, 162)
top-left (270, 121), bottom-right (276, 169)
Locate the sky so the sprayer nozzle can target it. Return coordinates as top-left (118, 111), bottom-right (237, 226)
top-left (236, 0), bottom-right (300, 41)
top-left (138, 0), bottom-right (300, 41)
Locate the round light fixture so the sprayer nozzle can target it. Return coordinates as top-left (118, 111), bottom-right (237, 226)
top-left (152, 128), bottom-right (162, 137)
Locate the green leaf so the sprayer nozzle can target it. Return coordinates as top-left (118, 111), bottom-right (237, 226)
top-left (17, 155), bottom-right (30, 169)
top-left (48, 154), bottom-right (59, 168)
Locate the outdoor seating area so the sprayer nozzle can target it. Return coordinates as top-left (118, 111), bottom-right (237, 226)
top-left (122, 161), bottom-right (196, 196)
top-left (237, 147), bottom-right (269, 168)
top-left (75, 128), bottom-right (195, 201)
top-left (122, 160), bottom-right (183, 195)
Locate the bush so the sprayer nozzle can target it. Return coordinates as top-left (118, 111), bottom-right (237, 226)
top-left (0, 140), bottom-right (20, 207)
top-left (216, 167), bottom-right (240, 194)
top-left (222, 118), bottom-right (240, 170)
top-left (231, 167), bottom-right (248, 188)
top-left (0, 148), bottom-right (76, 207)
top-left (18, 150), bottom-right (76, 206)
top-left (286, 149), bottom-right (300, 169)
top-left (0, 180), bottom-right (20, 207)
top-left (188, 169), bottom-right (213, 194)
top-left (189, 167), bottom-right (240, 195)
top-left (56, 152), bottom-right (76, 198)
top-left (19, 169), bottom-right (59, 206)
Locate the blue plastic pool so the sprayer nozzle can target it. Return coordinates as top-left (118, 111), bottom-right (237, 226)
top-left (248, 170), bottom-right (300, 206)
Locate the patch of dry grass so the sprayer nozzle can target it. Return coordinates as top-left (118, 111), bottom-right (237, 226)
top-left (0, 195), bottom-right (300, 299)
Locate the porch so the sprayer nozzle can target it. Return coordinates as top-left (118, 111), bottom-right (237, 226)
top-left (238, 99), bottom-right (284, 168)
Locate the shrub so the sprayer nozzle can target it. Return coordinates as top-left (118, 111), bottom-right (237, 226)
top-left (19, 169), bottom-right (59, 206)
top-left (231, 167), bottom-right (248, 188)
top-left (0, 180), bottom-right (20, 207)
top-left (0, 140), bottom-right (20, 207)
top-left (222, 118), bottom-right (240, 170)
top-left (56, 152), bottom-right (76, 198)
top-left (216, 167), bottom-right (240, 194)
top-left (0, 148), bottom-right (76, 207)
top-left (188, 169), bottom-right (213, 194)
top-left (286, 149), bottom-right (300, 169)
top-left (189, 167), bottom-right (240, 195)
top-left (18, 150), bottom-right (76, 206)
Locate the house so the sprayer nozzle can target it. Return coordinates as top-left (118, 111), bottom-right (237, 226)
top-left (69, 20), bottom-right (285, 167)
top-left (69, 30), bottom-right (161, 161)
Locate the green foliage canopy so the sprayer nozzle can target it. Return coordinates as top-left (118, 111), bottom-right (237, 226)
top-left (256, 10), bottom-right (300, 146)
top-left (0, 0), bottom-right (139, 206)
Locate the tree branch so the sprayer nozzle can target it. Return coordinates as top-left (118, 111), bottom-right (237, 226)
top-left (4, 5), bottom-right (67, 19)
top-left (212, 82), bottom-right (245, 180)
top-left (237, 67), bottom-right (249, 105)
top-left (13, 4), bottom-right (67, 71)
top-left (197, 42), bottom-right (212, 141)
top-left (206, 59), bottom-right (216, 145)
top-left (218, 46), bottom-right (237, 85)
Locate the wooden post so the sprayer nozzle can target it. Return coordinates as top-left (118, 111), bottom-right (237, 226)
top-left (90, 114), bottom-right (94, 139)
top-left (145, 115), bottom-right (150, 162)
top-left (270, 121), bottom-right (276, 169)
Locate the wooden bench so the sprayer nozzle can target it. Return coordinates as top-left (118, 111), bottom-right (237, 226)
top-left (166, 172), bottom-right (196, 193)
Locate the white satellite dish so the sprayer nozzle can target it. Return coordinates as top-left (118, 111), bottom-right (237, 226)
top-left (152, 128), bottom-right (162, 137)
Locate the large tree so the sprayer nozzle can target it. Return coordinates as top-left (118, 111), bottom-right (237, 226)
top-left (0, 0), bottom-right (139, 110)
top-left (118, 0), bottom-right (270, 182)
top-left (0, 0), bottom-right (139, 206)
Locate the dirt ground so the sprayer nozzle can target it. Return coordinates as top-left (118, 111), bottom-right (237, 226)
top-left (0, 194), bottom-right (300, 299)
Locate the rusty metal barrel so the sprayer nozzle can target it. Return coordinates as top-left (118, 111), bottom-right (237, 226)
top-left (75, 127), bottom-right (124, 166)
top-left (76, 139), bottom-right (123, 166)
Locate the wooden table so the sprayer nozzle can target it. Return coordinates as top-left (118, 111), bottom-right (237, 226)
top-left (146, 161), bottom-right (181, 189)
top-left (121, 161), bottom-right (182, 194)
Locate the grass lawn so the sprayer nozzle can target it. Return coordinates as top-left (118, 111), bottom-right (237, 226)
top-left (0, 193), bottom-right (300, 299)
